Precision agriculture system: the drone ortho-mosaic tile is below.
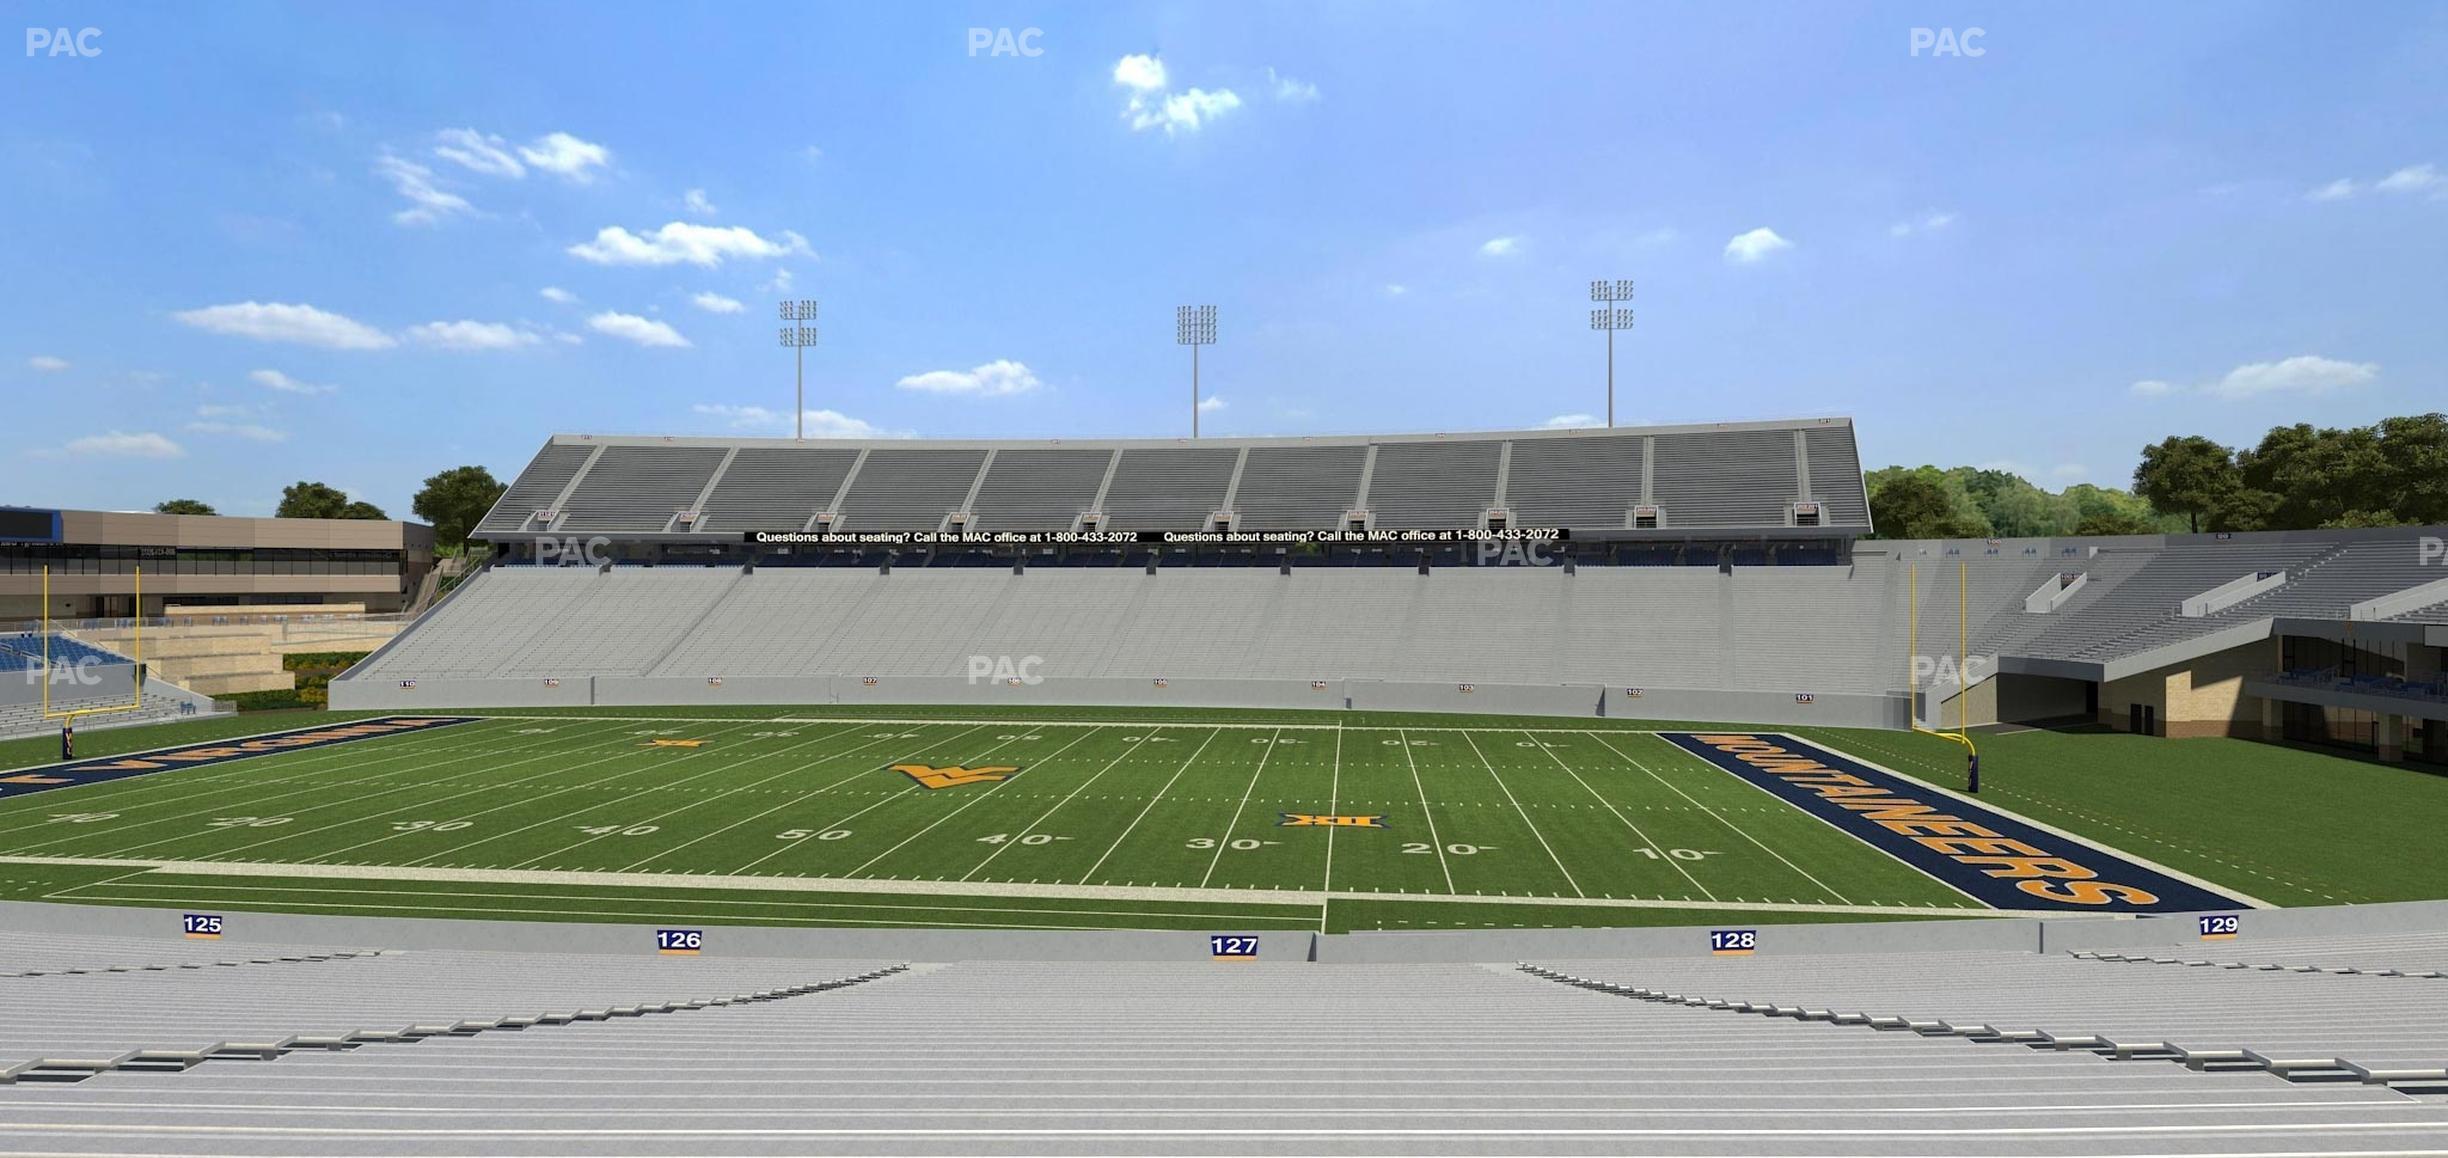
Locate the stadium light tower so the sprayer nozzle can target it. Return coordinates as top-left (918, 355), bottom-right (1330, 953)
top-left (1589, 280), bottom-right (1634, 427)
top-left (777, 300), bottom-right (819, 440)
top-left (1176, 304), bottom-right (1216, 438)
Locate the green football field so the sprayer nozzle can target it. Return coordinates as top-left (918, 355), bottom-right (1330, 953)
top-left (0, 705), bottom-right (2437, 931)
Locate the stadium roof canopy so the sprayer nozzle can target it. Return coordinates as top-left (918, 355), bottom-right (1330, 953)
top-left (476, 416), bottom-right (1869, 541)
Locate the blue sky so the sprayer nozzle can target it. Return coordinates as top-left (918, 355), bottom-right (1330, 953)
top-left (4, 1), bottom-right (2443, 520)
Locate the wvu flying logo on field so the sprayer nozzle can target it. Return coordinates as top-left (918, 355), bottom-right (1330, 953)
top-left (644, 738), bottom-right (708, 748)
top-left (1280, 813), bottom-right (1386, 828)
top-left (895, 764), bottom-right (1019, 789)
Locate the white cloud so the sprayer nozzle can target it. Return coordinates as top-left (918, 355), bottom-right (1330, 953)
top-left (173, 302), bottom-right (397, 349)
top-left (2206, 354), bottom-right (2378, 399)
top-left (28, 355), bottom-right (69, 372)
top-left (1544, 413), bottom-right (1598, 429)
top-left (552, 330), bottom-right (584, 346)
top-left (404, 320), bottom-right (542, 351)
top-left (1479, 236), bottom-right (1522, 257)
top-left (250, 368), bottom-right (337, 395)
top-left (1724, 227), bottom-right (1794, 262)
top-left (2307, 177), bottom-right (2358, 202)
top-left (2377, 163), bottom-right (2442, 195)
top-left (195, 403), bottom-right (250, 418)
top-left (185, 420), bottom-right (287, 442)
top-left (1113, 54), bottom-right (1241, 135)
top-left (588, 311), bottom-right (692, 348)
top-left (432, 128), bottom-right (525, 178)
top-left (2132, 355), bottom-right (2379, 401)
top-left (683, 188), bottom-right (718, 216)
top-left (1888, 210), bottom-right (1957, 238)
top-left (66, 431), bottom-right (183, 458)
top-left (539, 286), bottom-right (578, 304)
top-left (692, 403), bottom-right (909, 439)
top-left (568, 221), bottom-right (812, 267)
top-left (1198, 395), bottom-right (1227, 413)
top-left (375, 154), bottom-right (472, 225)
top-left (763, 268), bottom-right (796, 294)
top-left (691, 291), bottom-right (745, 314)
top-left (519, 131), bottom-right (611, 181)
top-left (1383, 284), bottom-right (1408, 297)
top-left (1113, 54), bottom-right (1167, 92)
top-left (895, 360), bottom-right (1041, 397)
top-left (1130, 87), bottom-right (1243, 134)
top-left (1266, 66), bottom-right (1320, 102)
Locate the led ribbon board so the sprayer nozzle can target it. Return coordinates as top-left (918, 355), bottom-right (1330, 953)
top-left (1658, 732), bottom-right (2247, 914)
top-left (0, 716), bottom-right (479, 801)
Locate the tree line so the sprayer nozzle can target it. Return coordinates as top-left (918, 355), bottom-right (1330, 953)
top-left (1872, 411), bottom-right (2445, 539)
top-left (153, 466), bottom-right (507, 550)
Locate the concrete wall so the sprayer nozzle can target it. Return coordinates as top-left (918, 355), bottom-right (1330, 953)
top-left (1995, 672), bottom-right (2092, 724)
top-left (13, 896), bottom-right (2439, 963)
top-left (334, 671), bottom-right (1913, 729)
top-left (2101, 636), bottom-right (2278, 738)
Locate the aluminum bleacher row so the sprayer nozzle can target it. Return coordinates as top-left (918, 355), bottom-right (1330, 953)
top-left (473, 419), bottom-right (1869, 536)
top-left (347, 564), bottom-right (1908, 694)
top-left (1525, 943), bottom-right (2448, 1094)
top-left (4, 938), bottom-right (2444, 1156)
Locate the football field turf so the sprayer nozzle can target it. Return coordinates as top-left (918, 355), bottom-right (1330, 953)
top-left (0, 708), bottom-right (2309, 931)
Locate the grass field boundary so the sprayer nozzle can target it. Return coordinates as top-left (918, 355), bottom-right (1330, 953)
top-left (0, 855), bottom-right (1993, 917)
top-left (1763, 732), bottom-right (2276, 911)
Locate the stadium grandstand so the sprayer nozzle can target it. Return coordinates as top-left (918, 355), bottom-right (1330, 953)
top-left (332, 418), bottom-right (2448, 766)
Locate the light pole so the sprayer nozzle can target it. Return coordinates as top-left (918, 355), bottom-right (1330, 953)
top-left (778, 300), bottom-right (819, 440)
top-left (1176, 304), bottom-right (1216, 438)
top-left (1589, 280), bottom-right (1633, 427)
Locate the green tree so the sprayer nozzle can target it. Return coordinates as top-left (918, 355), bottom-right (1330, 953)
top-left (2374, 413), bottom-right (2448, 525)
top-left (1868, 469), bottom-right (1993, 539)
top-left (1953, 468), bottom-right (2077, 537)
top-left (2132, 435), bottom-right (2239, 534)
top-left (277, 481), bottom-right (386, 520)
top-left (411, 465), bottom-right (507, 549)
top-left (152, 499), bottom-right (216, 516)
top-left (2072, 508), bottom-right (2160, 536)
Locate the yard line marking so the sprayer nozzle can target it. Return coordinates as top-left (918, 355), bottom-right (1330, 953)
top-left (1395, 728), bottom-right (1456, 893)
top-left (723, 723), bottom-right (1027, 876)
top-left (1193, 727), bottom-right (1280, 888)
top-left (508, 722), bottom-right (887, 869)
top-left (0, 721), bottom-right (546, 848)
top-left (1069, 726), bottom-right (1233, 887)
top-left (1515, 729), bottom-right (1715, 902)
top-left (1319, 725), bottom-right (1345, 932)
top-left (381, 720), bottom-right (796, 866)
top-left (1585, 731), bottom-right (1850, 905)
top-left (623, 723), bottom-right (994, 873)
top-left (844, 727), bottom-right (1110, 879)
top-left (0, 853), bottom-right (1989, 915)
top-left (67, 721), bottom-right (679, 861)
top-left (1457, 731), bottom-right (1583, 898)
top-left (0, 720), bottom-right (532, 838)
top-left (975, 728), bottom-right (1221, 883)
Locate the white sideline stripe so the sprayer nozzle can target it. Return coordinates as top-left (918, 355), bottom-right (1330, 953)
top-left (0, 854), bottom-right (1998, 916)
top-left (1778, 732), bottom-right (2278, 911)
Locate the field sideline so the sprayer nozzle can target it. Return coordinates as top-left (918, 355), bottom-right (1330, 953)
top-left (0, 705), bottom-right (2436, 931)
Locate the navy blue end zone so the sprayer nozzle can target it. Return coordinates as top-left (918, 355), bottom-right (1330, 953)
top-left (0, 716), bottom-right (478, 801)
top-left (1659, 732), bottom-right (2248, 914)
